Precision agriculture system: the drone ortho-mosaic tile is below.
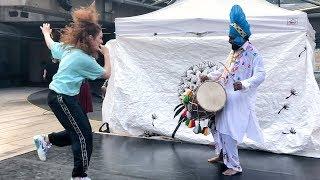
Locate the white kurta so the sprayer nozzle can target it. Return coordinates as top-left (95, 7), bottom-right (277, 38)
top-left (209, 41), bottom-right (266, 143)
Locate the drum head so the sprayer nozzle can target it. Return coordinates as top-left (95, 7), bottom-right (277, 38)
top-left (196, 81), bottom-right (226, 112)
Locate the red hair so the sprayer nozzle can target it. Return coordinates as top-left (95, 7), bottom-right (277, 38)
top-left (60, 3), bottom-right (101, 56)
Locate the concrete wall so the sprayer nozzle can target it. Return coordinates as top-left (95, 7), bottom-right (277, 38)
top-left (0, 36), bottom-right (22, 87)
top-left (308, 17), bottom-right (320, 72)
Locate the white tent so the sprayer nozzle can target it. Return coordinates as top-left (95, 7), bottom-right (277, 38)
top-left (103, 0), bottom-right (320, 158)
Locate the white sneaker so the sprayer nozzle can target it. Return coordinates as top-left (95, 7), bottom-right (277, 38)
top-left (33, 135), bottom-right (51, 161)
top-left (71, 177), bottom-right (91, 180)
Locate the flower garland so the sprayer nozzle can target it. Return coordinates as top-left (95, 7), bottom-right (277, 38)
top-left (173, 61), bottom-right (221, 136)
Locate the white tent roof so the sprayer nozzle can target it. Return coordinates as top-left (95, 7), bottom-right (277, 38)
top-left (115, 0), bottom-right (313, 36)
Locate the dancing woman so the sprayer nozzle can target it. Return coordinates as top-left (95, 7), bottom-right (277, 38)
top-left (33, 3), bottom-right (111, 180)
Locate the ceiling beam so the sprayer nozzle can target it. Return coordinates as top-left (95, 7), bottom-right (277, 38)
top-left (300, 0), bottom-right (320, 7)
top-left (167, 0), bottom-right (176, 5)
top-left (300, 6), bottom-right (320, 14)
top-left (112, 0), bottom-right (162, 10)
top-left (151, 0), bottom-right (168, 6)
top-left (8, 6), bottom-right (71, 19)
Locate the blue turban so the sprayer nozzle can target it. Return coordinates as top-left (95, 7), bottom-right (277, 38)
top-left (229, 5), bottom-right (251, 46)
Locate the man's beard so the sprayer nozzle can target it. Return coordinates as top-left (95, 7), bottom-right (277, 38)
top-left (231, 44), bottom-right (241, 50)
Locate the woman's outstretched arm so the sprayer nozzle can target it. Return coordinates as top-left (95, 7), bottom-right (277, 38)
top-left (40, 23), bottom-right (54, 50)
top-left (99, 44), bottom-right (111, 79)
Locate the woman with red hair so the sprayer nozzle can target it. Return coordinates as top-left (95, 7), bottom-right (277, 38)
top-left (33, 3), bottom-right (111, 179)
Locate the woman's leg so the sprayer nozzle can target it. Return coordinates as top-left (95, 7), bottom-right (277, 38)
top-left (48, 130), bottom-right (71, 147)
top-left (47, 91), bottom-right (93, 178)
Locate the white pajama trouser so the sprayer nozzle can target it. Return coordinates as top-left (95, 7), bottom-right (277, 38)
top-left (212, 129), bottom-right (242, 172)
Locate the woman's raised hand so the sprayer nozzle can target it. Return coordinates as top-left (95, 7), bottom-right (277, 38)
top-left (40, 23), bottom-right (52, 36)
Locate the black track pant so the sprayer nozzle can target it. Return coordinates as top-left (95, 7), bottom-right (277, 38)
top-left (47, 90), bottom-right (92, 177)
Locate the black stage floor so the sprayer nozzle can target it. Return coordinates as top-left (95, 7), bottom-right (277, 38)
top-left (0, 133), bottom-right (319, 180)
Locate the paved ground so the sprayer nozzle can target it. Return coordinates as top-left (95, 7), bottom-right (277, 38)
top-left (0, 87), bottom-right (102, 161)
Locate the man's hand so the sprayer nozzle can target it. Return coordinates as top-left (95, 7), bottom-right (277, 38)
top-left (233, 81), bottom-right (243, 91)
top-left (200, 75), bottom-right (209, 82)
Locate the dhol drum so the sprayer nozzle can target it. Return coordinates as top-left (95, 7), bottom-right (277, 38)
top-left (194, 81), bottom-right (226, 113)
top-left (172, 81), bottom-right (226, 138)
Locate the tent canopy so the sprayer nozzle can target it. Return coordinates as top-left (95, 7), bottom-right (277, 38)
top-left (103, 0), bottom-right (320, 158)
top-left (115, 0), bottom-right (313, 36)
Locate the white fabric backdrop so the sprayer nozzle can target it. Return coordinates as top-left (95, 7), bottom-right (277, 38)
top-left (102, 0), bottom-right (320, 158)
top-left (103, 31), bottom-right (320, 157)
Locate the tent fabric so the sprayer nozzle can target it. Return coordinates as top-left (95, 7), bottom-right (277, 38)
top-left (115, 0), bottom-right (313, 37)
top-left (102, 0), bottom-right (320, 158)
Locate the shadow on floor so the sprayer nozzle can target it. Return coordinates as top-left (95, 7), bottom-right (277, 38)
top-left (27, 88), bottom-right (103, 121)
